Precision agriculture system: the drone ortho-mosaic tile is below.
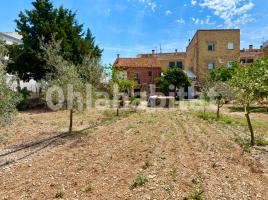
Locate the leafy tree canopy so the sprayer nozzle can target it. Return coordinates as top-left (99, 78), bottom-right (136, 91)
top-left (157, 67), bottom-right (191, 95)
top-left (8, 0), bottom-right (102, 81)
top-left (210, 62), bottom-right (239, 82)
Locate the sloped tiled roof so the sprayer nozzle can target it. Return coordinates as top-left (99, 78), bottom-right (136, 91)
top-left (240, 50), bottom-right (264, 58)
top-left (113, 57), bottom-right (161, 68)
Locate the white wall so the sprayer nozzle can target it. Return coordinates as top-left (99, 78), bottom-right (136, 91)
top-left (6, 74), bottom-right (41, 93)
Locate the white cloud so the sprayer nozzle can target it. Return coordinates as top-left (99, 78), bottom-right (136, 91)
top-left (136, 0), bottom-right (157, 12)
top-left (165, 10), bottom-right (172, 15)
top-left (191, 16), bottom-right (215, 25)
top-left (177, 18), bottom-right (186, 24)
top-left (199, 0), bottom-right (254, 27)
top-left (191, 0), bottom-right (198, 6)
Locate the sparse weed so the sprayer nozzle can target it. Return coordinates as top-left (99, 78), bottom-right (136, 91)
top-left (83, 184), bottom-right (92, 193)
top-left (142, 161), bottom-right (151, 170)
top-left (132, 175), bottom-right (148, 188)
top-left (5, 160), bottom-right (14, 165)
top-left (55, 190), bottom-right (64, 198)
top-left (183, 189), bottom-right (205, 200)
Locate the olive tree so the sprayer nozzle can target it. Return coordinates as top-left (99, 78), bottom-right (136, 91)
top-left (0, 40), bottom-right (20, 125)
top-left (209, 66), bottom-right (237, 119)
top-left (42, 39), bottom-right (84, 132)
top-left (209, 82), bottom-right (235, 119)
top-left (230, 59), bottom-right (268, 146)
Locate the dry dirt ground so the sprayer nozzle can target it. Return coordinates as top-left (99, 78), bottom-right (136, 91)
top-left (0, 109), bottom-right (268, 200)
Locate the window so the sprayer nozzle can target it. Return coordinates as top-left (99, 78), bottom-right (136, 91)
top-left (169, 62), bottom-right (175, 68)
top-left (227, 42), bottom-right (234, 50)
top-left (247, 59), bottom-right (254, 63)
top-left (176, 61), bottom-right (183, 69)
top-left (133, 73), bottom-right (140, 84)
top-left (148, 71), bottom-right (152, 76)
top-left (240, 59), bottom-right (246, 63)
top-left (208, 62), bottom-right (215, 70)
top-left (208, 43), bottom-right (216, 51)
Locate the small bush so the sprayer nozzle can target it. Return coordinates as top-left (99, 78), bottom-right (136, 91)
top-left (130, 97), bottom-right (140, 107)
top-left (55, 190), bottom-right (64, 198)
top-left (132, 175), bottom-right (148, 188)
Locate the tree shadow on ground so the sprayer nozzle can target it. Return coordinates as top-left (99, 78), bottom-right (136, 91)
top-left (0, 112), bottom-right (130, 168)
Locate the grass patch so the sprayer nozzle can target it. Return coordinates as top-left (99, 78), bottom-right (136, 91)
top-left (193, 111), bottom-right (268, 149)
top-left (194, 111), bottom-right (268, 131)
top-left (183, 189), bottom-right (205, 200)
top-left (255, 134), bottom-right (268, 146)
top-left (132, 175), bottom-right (148, 188)
top-left (228, 105), bottom-right (268, 114)
top-left (234, 137), bottom-right (252, 153)
top-left (55, 190), bottom-right (64, 198)
top-left (127, 123), bottom-right (136, 130)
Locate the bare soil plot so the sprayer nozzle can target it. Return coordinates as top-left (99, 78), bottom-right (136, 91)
top-left (0, 109), bottom-right (268, 199)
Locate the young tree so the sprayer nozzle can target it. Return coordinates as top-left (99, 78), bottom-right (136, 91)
top-left (198, 74), bottom-right (213, 114)
top-left (8, 0), bottom-right (102, 81)
top-left (209, 82), bottom-right (235, 119)
top-left (209, 65), bottom-right (237, 119)
top-left (78, 55), bottom-right (103, 87)
top-left (42, 39), bottom-right (84, 133)
top-left (157, 67), bottom-right (191, 97)
top-left (0, 40), bottom-right (20, 125)
top-left (230, 59), bottom-right (268, 146)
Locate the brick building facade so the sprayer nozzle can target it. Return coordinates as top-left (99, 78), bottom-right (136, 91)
top-left (113, 29), bottom-right (268, 97)
top-left (185, 29), bottom-right (240, 78)
top-left (113, 57), bottom-right (161, 93)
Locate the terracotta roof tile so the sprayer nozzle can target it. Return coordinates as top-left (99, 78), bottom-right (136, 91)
top-left (113, 57), bottom-right (161, 68)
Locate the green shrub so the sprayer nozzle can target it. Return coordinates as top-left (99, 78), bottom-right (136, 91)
top-left (130, 97), bottom-right (140, 107)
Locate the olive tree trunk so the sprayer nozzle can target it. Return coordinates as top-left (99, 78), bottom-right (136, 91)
top-left (216, 100), bottom-right (220, 120)
top-left (69, 109), bottom-right (73, 133)
top-left (245, 104), bottom-right (255, 146)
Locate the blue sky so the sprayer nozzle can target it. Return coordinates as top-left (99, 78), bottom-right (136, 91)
top-left (0, 0), bottom-right (268, 65)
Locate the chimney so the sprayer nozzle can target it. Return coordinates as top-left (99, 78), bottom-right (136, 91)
top-left (249, 45), bottom-right (253, 51)
top-left (117, 54), bottom-right (120, 59)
